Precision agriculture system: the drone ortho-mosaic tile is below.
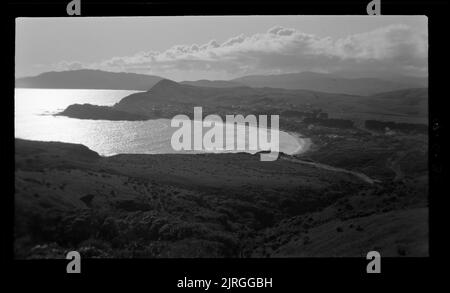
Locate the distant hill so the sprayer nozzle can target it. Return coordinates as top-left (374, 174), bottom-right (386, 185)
top-left (331, 70), bottom-right (428, 86)
top-left (57, 103), bottom-right (148, 121)
top-left (232, 72), bottom-right (427, 96)
top-left (114, 78), bottom-right (356, 115)
top-left (180, 79), bottom-right (245, 88)
top-left (56, 78), bottom-right (427, 125)
top-left (16, 69), bottom-right (427, 96)
top-left (362, 88), bottom-right (428, 119)
top-left (15, 69), bottom-right (163, 90)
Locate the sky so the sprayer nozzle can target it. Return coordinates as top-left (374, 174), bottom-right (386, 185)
top-left (15, 16), bottom-right (428, 81)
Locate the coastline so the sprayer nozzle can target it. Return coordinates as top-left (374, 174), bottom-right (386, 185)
top-left (289, 132), bottom-right (312, 155)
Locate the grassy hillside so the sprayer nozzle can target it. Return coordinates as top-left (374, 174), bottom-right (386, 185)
top-left (15, 139), bottom-right (427, 258)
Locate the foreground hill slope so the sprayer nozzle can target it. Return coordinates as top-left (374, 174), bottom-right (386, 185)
top-left (15, 139), bottom-right (427, 258)
top-left (271, 207), bottom-right (427, 257)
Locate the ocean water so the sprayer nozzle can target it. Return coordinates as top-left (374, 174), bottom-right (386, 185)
top-left (14, 88), bottom-right (307, 156)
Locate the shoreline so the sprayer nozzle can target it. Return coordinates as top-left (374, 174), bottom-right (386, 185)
top-left (16, 112), bottom-right (310, 157)
top-left (289, 132), bottom-right (312, 155)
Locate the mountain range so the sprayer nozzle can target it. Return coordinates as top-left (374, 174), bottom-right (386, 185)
top-left (15, 69), bottom-right (162, 91)
top-left (230, 72), bottom-right (427, 96)
top-left (16, 69), bottom-right (427, 96)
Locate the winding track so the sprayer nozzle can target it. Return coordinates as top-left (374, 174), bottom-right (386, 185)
top-left (281, 156), bottom-right (380, 185)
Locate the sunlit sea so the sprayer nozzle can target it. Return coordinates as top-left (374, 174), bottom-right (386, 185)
top-left (14, 88), bottom-right (306, 156)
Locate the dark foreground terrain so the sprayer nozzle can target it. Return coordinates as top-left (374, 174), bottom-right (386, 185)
top-left (15, 138), bottom-right (428, 258)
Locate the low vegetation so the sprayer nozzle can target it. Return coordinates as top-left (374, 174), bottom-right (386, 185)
top-left (15, 137), bottom-right (428, 258)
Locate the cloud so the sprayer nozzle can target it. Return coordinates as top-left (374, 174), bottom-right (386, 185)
top-left (56, 24), bottom-right (428, 79)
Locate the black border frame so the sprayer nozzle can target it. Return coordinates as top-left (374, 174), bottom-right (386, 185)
top-left (4, 0), bottom-right (447, 286)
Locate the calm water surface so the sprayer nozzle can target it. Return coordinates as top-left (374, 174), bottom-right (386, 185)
top-left (15, 88), bottom-right (307, 156)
